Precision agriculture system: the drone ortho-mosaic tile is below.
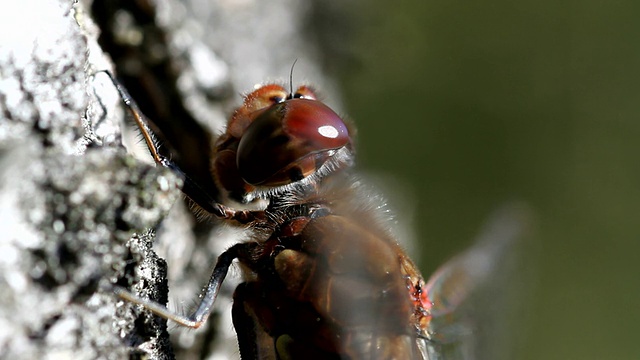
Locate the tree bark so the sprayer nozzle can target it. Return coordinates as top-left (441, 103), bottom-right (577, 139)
top-left (0, 0), bottom-right (337, 359)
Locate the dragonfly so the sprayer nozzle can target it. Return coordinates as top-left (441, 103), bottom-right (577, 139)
top-left (102, 71), bottom-right (526, 360)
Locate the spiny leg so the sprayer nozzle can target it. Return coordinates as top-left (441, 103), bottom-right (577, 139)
top-left (93, 70), bottom-right (264, 224)
top-left (94, 71), bottom-right (212, 207)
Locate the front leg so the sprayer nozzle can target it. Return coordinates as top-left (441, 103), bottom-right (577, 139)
top-left (95, 71), bottom-right (265, 224)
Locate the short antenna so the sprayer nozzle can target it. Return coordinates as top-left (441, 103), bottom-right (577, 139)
top-left (289, 59), bottom-right (298, 97)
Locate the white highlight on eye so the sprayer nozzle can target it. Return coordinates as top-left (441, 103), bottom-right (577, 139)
top-left (318, 125), bottom-right (339, 138)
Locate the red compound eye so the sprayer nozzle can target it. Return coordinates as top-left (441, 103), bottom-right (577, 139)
top-left (237, 98), bottom-right (349, 186)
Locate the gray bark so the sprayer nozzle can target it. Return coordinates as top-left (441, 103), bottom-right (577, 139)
top-left (0, 0), bottom-right (335, 359)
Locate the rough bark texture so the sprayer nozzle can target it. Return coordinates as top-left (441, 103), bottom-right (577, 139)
top-left (0, 0), bottom-right (337, 359)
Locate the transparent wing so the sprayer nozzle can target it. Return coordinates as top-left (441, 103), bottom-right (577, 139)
top-left (422, 203), bottom-right (532, 360)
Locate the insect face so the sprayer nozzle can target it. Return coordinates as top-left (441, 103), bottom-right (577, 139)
top-left (213, 85), bottom-right (353, 203)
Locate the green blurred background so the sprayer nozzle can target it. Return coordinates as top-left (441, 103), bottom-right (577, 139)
top-left (332, 0), bottom-right (639, 359)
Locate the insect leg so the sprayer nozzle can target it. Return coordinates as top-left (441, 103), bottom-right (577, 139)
top-left (93, 71), bottom-right (263, 224)
top-left (115, 242), bottom-right (256, 328)
top-left (94, 71), bottom-right (217, 208)
top-left (232, 282), bottom-right (278, 360)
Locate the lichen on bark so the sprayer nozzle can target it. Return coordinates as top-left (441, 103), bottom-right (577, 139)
top-left (0, 0), bottom-right (336, 358)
